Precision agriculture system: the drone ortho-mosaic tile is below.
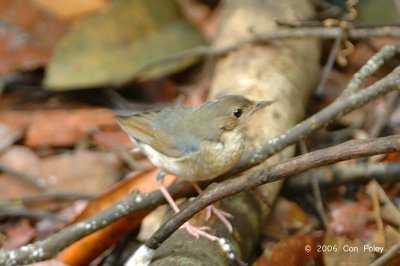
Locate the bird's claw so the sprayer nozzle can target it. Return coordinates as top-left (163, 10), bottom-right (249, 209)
top-left (181, 222), bottom-right (219, 241)
top-left (205, 205), bottom-right (233, 233)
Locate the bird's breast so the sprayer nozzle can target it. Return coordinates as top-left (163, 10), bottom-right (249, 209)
top-left (139, 130), bottom-right (244, 181)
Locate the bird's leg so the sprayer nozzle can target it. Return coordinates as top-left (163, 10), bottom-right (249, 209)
top-left (191, 183), bottom-right (233, 233)
top-left (156, 171), bottom-right (180, 213)
top-left (156, 171), bottom-right (219, 241)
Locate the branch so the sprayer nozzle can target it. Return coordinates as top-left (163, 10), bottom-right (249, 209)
top-left (133, 27), bottom-right (400, 79)
top-left (343, 45), bottom-right (400, 96)
top-left (285, 162), bottom-right (400, 192)
top-left (370, 243), bottom-right (400, 266)
top-left (0, 207), bottom-right (66, 222)
top-left (0, 182), bottom-right (190, 266)
top-left (315, 29), bottom-right (344, 95)
top-left (0, 163), bottom-right (49, 191)
top-left (145, 135), bottom-right (400, 249)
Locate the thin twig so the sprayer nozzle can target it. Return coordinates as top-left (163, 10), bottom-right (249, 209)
top-left (88, 127), bottom-right (141, 170)
top-left (342, 45), bottom-right (400, 96)
top-left (369, 91), bottom-right (400, 137)
top-left (133, 28), bottom-right (400, 80)
top-left (145, 136), bottom-right (400, 249)
top-left (0, 192), bottom-right (94, 208)
top-left (370, 243), bottom-right (400, 266)
top-left (0, 163), bottom-right (49, 191)
top-left (315, 29), bottom-right (344, 95)
top-left (311, 174), bottom-right (329, 230)
top-left (0, 207), bottom-right (66, 223)
top-left (285, 162), bottom-right (400, 192)
top-left (300, 140), bottom-right (329, 230)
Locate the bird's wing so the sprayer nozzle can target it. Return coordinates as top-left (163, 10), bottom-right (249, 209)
top-left (115, 111), bottom-right (186, 158)
top-left (115, 112), bottom-right (158, 146)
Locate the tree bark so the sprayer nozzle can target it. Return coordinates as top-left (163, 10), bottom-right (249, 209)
top-left (151, 0), bottom-right (320, 264)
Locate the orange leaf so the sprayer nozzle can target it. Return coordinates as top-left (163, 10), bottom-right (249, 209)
top-left (57, 168), bottom-right (175, 266)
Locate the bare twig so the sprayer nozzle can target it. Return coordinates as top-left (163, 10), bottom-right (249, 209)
top-left (88, 127), bottom-right (141, 170)
top-left (145, 136), bottom-right (400, 249)
top-left (370, 243), bottom-right (400, 266)
top-left (315, 29), bottom-right (344, 95)
top-left (342, 45), bottom-right (400, 96)
top-left (133, 28), bottom-right (400, 80)
top-left (311, 175), bottom-right (329, 230)
top-left (285, 162), bottom-right (400, 192)
top-left (300, 141), bottom-right (329, 229)
top-left (0, 207), bottom-right (66, 223)
top-left (369, 91), bottom-right (400, 137)
top-left (0, 163), bottom-right (49, 191)
top-left (0, 192), bottom-right (94, 208)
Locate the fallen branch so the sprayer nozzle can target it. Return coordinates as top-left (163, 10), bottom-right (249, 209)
top-left (133, 28), bottom-right (400, 79)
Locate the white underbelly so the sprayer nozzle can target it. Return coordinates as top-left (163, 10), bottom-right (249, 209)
top-left (140, 132), bottom-right (244, 181)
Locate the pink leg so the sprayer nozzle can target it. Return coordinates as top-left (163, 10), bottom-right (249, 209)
top-left (157, 172), bottom-right (219, 241)
top-left (192, 183), bottom-right (233, 233)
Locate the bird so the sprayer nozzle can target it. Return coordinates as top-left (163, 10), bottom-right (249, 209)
top-left (115, 95), bottom-right (273, 240)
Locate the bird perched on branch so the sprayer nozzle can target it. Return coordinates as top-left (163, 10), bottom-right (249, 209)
top-left (116, 95), bottom-right (273, 240)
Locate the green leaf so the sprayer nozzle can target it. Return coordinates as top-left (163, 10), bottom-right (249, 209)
top-left (44, 0), bottom-right (205, 90)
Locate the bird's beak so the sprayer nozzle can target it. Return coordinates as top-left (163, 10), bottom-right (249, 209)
top-left (249, 100), bottom-right (274, 115)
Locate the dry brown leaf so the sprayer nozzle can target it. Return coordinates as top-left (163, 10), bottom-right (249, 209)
top-left (323, 233), bottom-right (375, 266)
top-left (40, 150), bottom-right (122, 194)
top-left (366, 180), bottom-right (400, 228)
top-left (32, 0), bottom-right (108, 22)
top-left (328, 201), bottom-right (375, 239)
top-left (263, 197), bottom-right (317, 239)
top-left (0, 0), bottom-right (68, 73)
top-left (0, 28), bottom-right (51, 74)
top-left (254, 231), bottom-right (324, 266)
top-left (0, 108), bottom-right (118, 148)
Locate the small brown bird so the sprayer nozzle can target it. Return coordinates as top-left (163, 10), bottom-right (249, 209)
top-left (116, 95), bottom-right (272, 240)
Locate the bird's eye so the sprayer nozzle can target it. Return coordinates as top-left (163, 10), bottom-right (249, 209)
top-left (233, 109), bottom-right (242, 118)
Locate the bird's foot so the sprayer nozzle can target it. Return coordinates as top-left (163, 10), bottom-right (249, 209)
top-left (206, 204), bottom-right (233, 233)
top-left (157, 172), bottom-right (220, 241)
top-left (181, 222), bottom-right (219, 241)
top-left (191, 183), bottom-right (233, 233)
